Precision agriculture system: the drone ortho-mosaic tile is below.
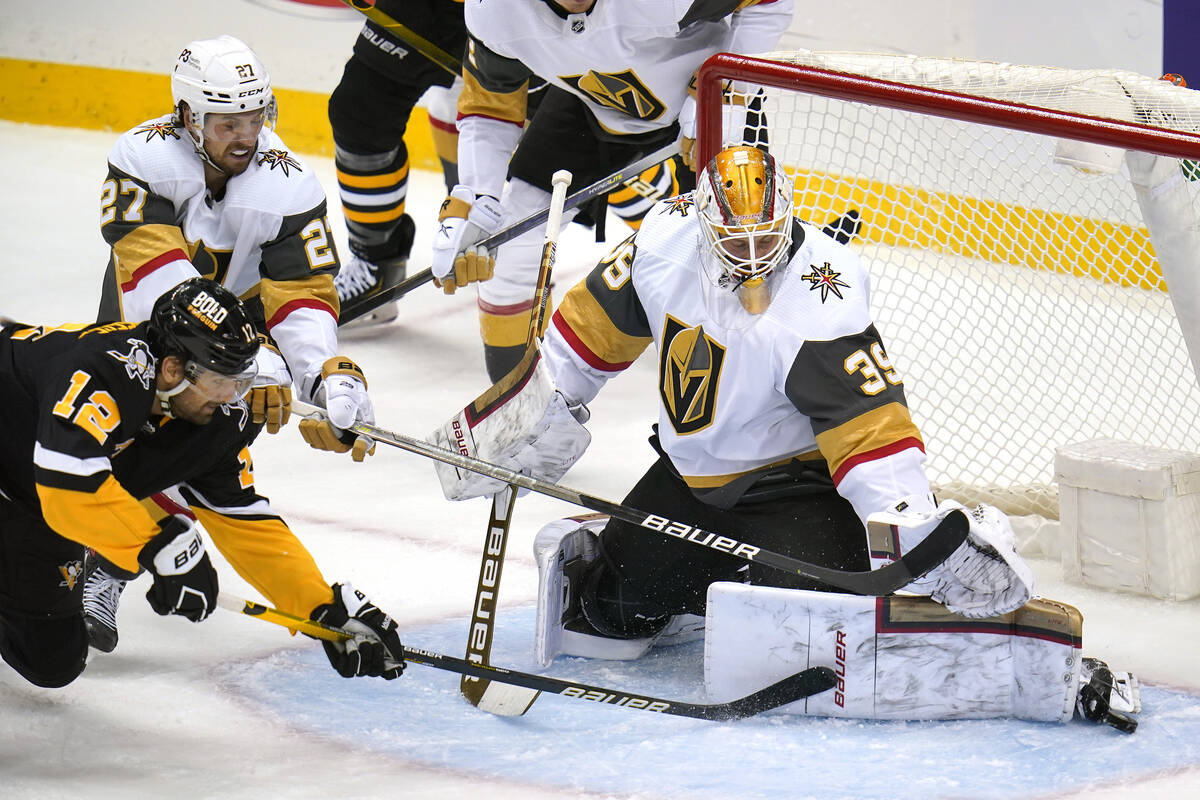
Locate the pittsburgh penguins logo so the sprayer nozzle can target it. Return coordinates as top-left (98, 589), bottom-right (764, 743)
top-left (561, 70), bottom-right (666, 121)
top-left (59, 559), bottom-right (83, 590)
top-left (107, 338), bottom-right (157, 389)
top-left (257, 148), bottom-right (302, 175)
top-left (659, 315), bottom-right (725, 435)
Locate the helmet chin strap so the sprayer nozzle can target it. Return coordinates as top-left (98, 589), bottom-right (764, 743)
top-left (155, 379), bottom-right (189, 418)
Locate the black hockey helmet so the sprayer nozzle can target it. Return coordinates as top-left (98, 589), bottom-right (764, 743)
top-left (147, 277), bottom-right (258, 375)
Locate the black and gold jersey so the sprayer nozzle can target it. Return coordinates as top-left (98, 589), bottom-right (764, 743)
top-left (0, 320), bottom-right (331, 617)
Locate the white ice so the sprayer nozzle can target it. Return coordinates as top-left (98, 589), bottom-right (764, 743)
top-left (1, 121), bottom-right (1198, 800)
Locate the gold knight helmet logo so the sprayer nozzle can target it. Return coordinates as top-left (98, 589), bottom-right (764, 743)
top-left (561, 70), bottom-right (666, 121)
top-left (659, 315), bottom-right (725, 434)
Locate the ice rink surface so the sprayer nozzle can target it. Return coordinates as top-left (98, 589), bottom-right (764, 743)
top-left (1, 121), bottom-right (1198, 799)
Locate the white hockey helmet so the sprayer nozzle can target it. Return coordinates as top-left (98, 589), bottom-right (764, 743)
top-left (694, 146), bottom-right (794, 315)
top-left (171, 35), bottom-right (276, 131)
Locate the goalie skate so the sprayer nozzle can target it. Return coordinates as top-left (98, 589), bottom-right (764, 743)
top-left (1075, 657), bottom-right (1141, 733)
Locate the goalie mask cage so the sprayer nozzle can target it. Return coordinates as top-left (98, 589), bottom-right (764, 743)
top-left (697, 52), bottom-right (1200, 519)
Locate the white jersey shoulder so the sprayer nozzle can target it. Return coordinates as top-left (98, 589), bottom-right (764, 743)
top-left (466, 0), bottom-right (728, 135)
top-left (108, 115), bottom-right (324, 218)
top-left (107, 115), bottom-right (328, 296)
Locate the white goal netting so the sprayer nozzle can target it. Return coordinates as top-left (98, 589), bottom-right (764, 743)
top-left (709, 51), bottom-right (1200, 518)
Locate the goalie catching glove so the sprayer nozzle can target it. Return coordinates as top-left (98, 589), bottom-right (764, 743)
top-left (249, 335), bottom-right (292, 434)
top-left (136, 515), bottom-right (218, 622)
top-left (428, 356), bottom-right (591, 500)
top-left (298, 356), bottom-right (376, 462)
top-left (310, 583), bottom-right (405, 679)
top-left (431, 185), bottom-right (503, 295)
top-left (867, 497), bottom-right (1034, 618)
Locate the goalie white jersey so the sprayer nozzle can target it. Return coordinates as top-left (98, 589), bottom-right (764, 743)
top-left (99, 114), bottom-right (341, 385)
top-left (542, 193), bottom-right (932, 523)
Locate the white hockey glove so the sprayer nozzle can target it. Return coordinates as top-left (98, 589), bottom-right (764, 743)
top-left (431, 185), bottom-right (503, 295)
top-left (298, 356), bottom-right (376, 462)
top-left (310, 583), bottom-right (405, 680)
top-left (428, 358), bottom-right (591, 500)
top-left (867, 498), bottom-right (1034, 619)
top-left (678, 86), bottom-right (752, 172)
top-left (137, 515), bottom-right (218, 623)
top-left (249, 336), bottom-right (292, 434)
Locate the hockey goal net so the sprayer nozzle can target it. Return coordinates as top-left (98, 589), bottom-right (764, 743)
top-left (697, 52), bottom-right (1200, 519)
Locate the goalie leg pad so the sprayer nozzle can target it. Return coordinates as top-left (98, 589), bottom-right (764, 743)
top-left (534, 515), bottom-right (654, 666)
top-left (704, 582), bottom-right (1082, 723)
top-left (533, 515), bottom-right (700, 666)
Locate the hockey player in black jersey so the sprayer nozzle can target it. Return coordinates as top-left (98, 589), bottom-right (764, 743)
top-left (0, 278), bottom-right (404, 688)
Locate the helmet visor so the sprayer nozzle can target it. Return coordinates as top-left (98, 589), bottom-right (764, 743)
top-left (202, 106), bottom-right (272, 143)
top-left (183, 360), bottom-right (257, 403)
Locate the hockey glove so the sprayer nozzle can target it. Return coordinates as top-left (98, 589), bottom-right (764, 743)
top-left (428, 356), bottom-right (591, 500)
top-left (431, 185), bottom-right (503, 295)
top-left (298, 356), bottom-right (376, 462)
top-left (678, 86), bottom-right (753, 172)
top-left (137, 515), bottom-right (218, 622)
top-left (868, 498), bottom-right (1034, 619)
top-left (310, 583), bottom-right (405, 680)
top-left (249, 335), bottom-right (292, 434)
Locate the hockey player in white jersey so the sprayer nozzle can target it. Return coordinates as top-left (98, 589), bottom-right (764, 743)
top-left (430, 0), bottom-right (792, 381)
top-left (435, 145), bottom-right (1140, 731)
top-left (97, 35), bottom-right (375, 463)
top-left (88, 36), bottom-right (379, 653)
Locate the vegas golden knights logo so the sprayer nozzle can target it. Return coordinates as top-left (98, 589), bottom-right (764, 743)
top-left (561, 70), bottom-right (666, 121)
top-left (659, 316), bottom-right (725, 434)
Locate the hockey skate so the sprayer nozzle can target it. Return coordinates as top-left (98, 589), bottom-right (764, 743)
top-left (81, 549), bottom-right (127, 653)
top-left (1075, 657), bottom-right (1141, 733)
top-left (336, 215), bottom-right (414, 329)
top-left (534, 516), bottom-right (703, 666)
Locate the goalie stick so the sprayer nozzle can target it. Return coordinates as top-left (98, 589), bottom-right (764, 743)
top-left (460, 169), bottom-right (572, 717)
top-left (217, 593), bottom-right (837, 721)
top-left (291, 401), bottom-right (969, 596)
top-left (338, 142), bottom-right (679, 326)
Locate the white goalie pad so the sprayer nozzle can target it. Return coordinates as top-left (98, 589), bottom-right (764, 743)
top-left (534, 515), bottom-right (705, 667)
top-left (704, 583), bottom-right (1083, 723)
top-left (428, 354), bottom-right (590, 501)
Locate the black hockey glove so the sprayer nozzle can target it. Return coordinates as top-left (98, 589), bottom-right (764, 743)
top-left (137, 515), bottom-right (218, 622)
top-left (310, 583), bottom-right (405, 680)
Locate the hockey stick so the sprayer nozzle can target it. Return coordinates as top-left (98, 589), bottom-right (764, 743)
top-left (291, 401), bottom-right (968, 596)
top-left (338, 142), bottom-right (679, 325)
top-left (217, 593), bottom-right (835, 721)
top-left (337, 0), bottom-right (460, 76)
top-left (460, 169), bottom-right (571, 716)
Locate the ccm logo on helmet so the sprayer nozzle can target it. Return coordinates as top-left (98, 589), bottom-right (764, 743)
top-left (187, 290), bottom-right (230, 331)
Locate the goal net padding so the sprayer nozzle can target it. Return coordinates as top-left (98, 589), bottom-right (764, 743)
top-left (696, 51), bottom-right (1200, 520)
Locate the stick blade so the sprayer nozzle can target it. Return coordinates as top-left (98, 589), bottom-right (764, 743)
top-left (462, 677), bottom-right (541, 716)
top-left (715, 666), bottom-right (838, 720)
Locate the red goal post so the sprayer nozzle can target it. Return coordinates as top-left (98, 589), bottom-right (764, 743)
top-left (696, 53), bottom-right (1200, 167)
top-left (694, 52), bottom-right (1200, 520)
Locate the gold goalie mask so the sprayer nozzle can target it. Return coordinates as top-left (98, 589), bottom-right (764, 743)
top-left (694, 146), bottom-right (794, 316)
